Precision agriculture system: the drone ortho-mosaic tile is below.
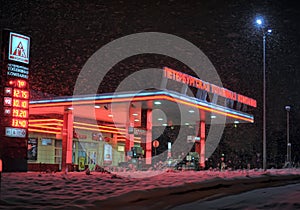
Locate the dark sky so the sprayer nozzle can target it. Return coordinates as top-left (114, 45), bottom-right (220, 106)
top-left (1, 0), bottom-right (299, 162)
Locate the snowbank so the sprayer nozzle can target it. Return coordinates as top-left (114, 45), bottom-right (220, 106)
top-left (0, 169), bottom-right (299, 209)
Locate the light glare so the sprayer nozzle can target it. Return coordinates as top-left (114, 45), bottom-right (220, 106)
top-left (256, 19), bottom-right (263, 25)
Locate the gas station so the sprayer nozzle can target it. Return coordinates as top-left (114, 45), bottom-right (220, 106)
top-left (1, 30), bottom-right (256, 172)
top-left (27, 67), bottom-right (255, 172)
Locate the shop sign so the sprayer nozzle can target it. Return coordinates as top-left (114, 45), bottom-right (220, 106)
top-left (9, 32), bottom-right (30, 64)
top-left (164, 67), bottom-right (257, 107)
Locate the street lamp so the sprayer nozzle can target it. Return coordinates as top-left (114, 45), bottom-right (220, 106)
top-left (285, 105), bottom-right (291, 167)
top-left (255, 17), bottom-right (272, 170)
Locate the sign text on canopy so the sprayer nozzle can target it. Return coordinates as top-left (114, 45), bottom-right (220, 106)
top-left (163, 67), bottom-right (256, 107)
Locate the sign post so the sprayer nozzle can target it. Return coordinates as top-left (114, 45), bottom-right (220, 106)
top-left (0, 30), bottom-right (31, 172)
top-left (0, 159), bottom-right (2, 197)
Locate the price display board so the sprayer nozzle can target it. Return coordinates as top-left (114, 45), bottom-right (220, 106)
top-left (0, 29), bottom-right (31, 172)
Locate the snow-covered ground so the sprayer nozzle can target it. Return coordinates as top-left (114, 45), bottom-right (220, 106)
top-left (173, 183), bottom-right (300, 210)
top-left (0, 168), bottom-right (299, 209)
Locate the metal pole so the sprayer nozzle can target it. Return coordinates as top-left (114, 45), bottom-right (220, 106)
top-left (285, 106), bottom-right (291, 167)
top-left (287, 109), bottom-right (290, 163)
top-left (263, 34), bottom-right (267, 171)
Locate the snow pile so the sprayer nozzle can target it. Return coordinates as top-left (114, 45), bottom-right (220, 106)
top-left (0, 169), bottom-right (299, 209)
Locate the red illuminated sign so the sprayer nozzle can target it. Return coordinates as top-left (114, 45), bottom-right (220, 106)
top-left (12, 118), bottom-right (28, 128)
top-left (163, 67), bottom-right (257, 107)
top-left (12, 108), bottom-right (28, 118)
top-left (13, 99), bottom-right (28, 109)
top-left (3, 77), bottom-right (30, 135)
top-left (13, 89), bottom-right (29, 99)
top-left (8, 79), bottom-right (27, 88)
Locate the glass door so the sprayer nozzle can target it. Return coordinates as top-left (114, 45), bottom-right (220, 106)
top-left (78, 150), bottom-right (86, 171)
top-left (88, 150), bottom-right (97, 170)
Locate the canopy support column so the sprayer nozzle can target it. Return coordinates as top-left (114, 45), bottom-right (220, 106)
top-left (199, 121), bottom-right (206, 168)
top-left (125, 104), bottom-right (134, 160)
top-left (61, 108), bottom-right (73, 172)
top-left (196, 110), bottom-right (206, 169)
top-left (145, 109), bottom-right (152, 164)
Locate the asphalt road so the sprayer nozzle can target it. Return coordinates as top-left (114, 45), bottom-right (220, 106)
top-left (172, 183), bottom-right (300, 210)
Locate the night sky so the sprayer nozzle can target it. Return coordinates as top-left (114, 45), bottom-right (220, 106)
top-left (1, 0), bottom-right (299, 165)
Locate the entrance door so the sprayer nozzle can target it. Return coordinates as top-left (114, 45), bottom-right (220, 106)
top-left (87, 150), bottom-right (97, 170)
top-left (78, 150), bottom-right (86, 171)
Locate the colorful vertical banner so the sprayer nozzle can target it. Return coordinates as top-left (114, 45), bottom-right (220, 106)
top-left (104, 144), bottom-right (112, 165)
top-left (27, 138), bottom-right (38, 160)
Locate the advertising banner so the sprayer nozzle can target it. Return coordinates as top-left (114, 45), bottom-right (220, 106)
top-left (104, 144), bottom-right (112, 165)
top-left (78, 157), bottom-right (85, 171)
top-left (27, 138), bottom-right (38, 160)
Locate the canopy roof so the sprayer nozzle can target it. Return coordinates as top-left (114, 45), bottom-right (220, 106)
top-left (29, 90), bottom-right (254, 128)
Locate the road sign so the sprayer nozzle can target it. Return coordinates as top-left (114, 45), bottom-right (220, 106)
top-left (153, 140), bottom-right (159, 148)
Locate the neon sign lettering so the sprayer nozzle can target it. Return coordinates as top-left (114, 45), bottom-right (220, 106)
top-left (163, 67), bottom-right (257, 107)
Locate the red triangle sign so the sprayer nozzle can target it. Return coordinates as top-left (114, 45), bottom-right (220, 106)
top-left (13, 42), bottom-right (27, 58)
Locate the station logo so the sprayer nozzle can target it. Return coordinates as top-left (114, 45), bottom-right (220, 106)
top-left (9, 32), bottom-right (30, 64)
